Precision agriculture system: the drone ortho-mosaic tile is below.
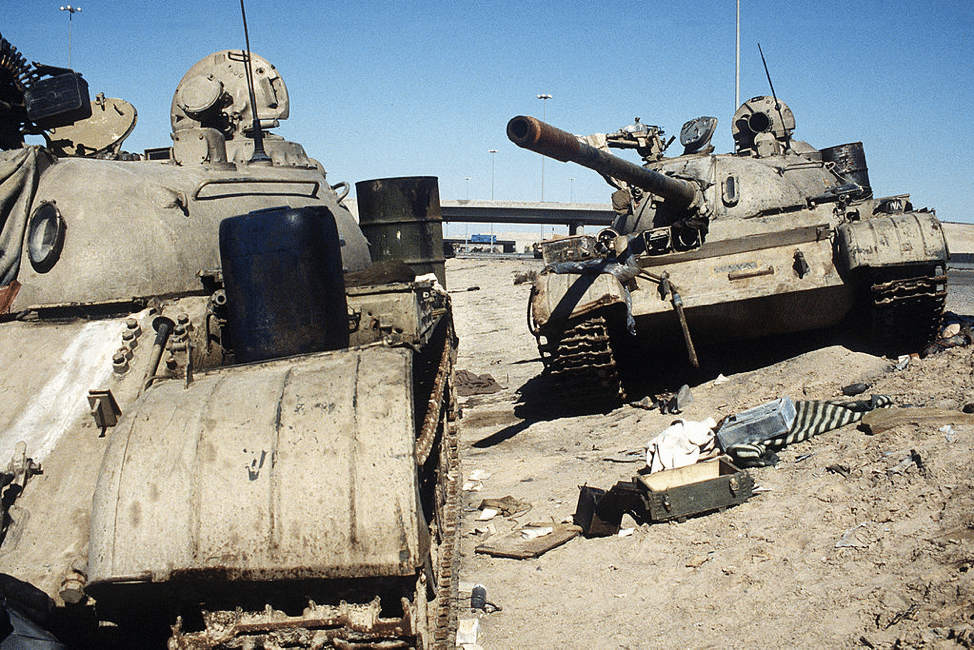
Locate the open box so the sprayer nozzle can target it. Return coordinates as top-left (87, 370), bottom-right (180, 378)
top-left (636, 457), bottom-right (753, 523)
top-left (574, 457), bottom-right (753, 536)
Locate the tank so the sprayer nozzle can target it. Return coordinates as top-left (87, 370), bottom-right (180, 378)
top-left (0, 33), bottom-right (460, 649)
top-left (507, 96), bottom-right (948, 406)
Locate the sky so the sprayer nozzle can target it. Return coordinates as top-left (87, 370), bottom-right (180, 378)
top-left (4, 0), bottom-right (974, 237)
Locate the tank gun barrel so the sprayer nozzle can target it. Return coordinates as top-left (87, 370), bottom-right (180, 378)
top-left (506, 115), bottom-right (698, 208)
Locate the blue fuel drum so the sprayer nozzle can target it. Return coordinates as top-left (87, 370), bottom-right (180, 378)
top-left (219, 205), bottom-right (349, 363)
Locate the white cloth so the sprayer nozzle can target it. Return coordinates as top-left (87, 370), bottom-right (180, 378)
top-left (645, 417), bottom-right (717, 474)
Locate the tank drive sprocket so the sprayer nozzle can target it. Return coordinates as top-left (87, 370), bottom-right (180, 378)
top-left (538, 313), bottom-right (626, 407)
top-left (869, 264), bottom-right (947, 354)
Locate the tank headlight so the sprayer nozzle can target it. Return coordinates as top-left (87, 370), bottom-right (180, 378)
top-left (27, 201), bottom-right (66, 273)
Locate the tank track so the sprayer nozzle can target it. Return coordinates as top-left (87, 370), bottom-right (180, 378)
top-left (537, 314), bottom-right (625, 406)
top-left (168, 322), bottom-right (461, 650)
top-left (869, 265), bottom-right (947, 353)
top-left (430, 419), bottom-right (460, 649)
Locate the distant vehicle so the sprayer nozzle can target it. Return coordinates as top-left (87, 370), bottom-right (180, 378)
top-left (508, 96), bottom-right (948, 405)
top-left (0, 33), bottom-right (459, 648)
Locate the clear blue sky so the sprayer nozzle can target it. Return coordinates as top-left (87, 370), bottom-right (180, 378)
top-left (4, 0), bottom-right (973, 229)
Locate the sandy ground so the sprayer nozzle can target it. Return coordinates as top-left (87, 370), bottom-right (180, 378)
top-left (448, 256), bottom-right (974, 650)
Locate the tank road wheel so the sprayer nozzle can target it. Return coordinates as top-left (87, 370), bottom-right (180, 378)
top-left (537, 311), bottom-right (626, 409)
top-left (869, 264), bottom-right (947, 354)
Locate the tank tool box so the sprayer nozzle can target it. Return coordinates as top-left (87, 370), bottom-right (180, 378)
top-left (574, 457), bottom-right (753, 536)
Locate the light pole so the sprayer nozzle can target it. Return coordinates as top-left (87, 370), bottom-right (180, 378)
top-left (537, 94), bottom-right (551, 202)
top-left (60, 5), bottom-right (81, 69)
top-left (569, 177), bottom-right (574, 203)
top-left (488, 149), bottom-right (497, 199)
top-left (464, 176), bottom-right (471, 200)
top-left (488, 150), bottom-right (497, 252)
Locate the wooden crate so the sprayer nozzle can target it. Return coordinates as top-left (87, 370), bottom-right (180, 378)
top-left (636, 457), bottom-right (753, 523)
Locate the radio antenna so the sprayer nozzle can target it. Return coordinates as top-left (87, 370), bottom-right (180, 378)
top-left (758, 43), bottom-right (791, 150)
top-left (239, 0), bottom-right (271, 165)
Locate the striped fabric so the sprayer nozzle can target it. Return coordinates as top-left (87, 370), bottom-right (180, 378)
top-left (728, 395), bottom-right (892, 467)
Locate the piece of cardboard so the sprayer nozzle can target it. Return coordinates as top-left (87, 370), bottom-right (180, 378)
top-left (475, 523), bottom-right (581, 559)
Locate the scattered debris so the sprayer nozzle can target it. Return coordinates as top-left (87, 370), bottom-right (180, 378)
top-left (826, 464), bottom-right (851, 478)
top-left (842, 382), bottom-right (869, 396)
top-left (477, 508), bottom-right (499, 522)
top-left (456, 618), bottom-right (480, 646)
top-left (630, 396), bottom-right (655, 410)
top-left (475, 522), bottom-right (582, 559)
top-left (884, 603), bottom-right (920, 629)
top-left (886, 449), bottom-right (927, 478)
top-left (455, 369), bottom-right (503, 396)
top-left (520, 526), bottom-right (552, 540)
top-left (657, 384), bottom-right (694, 414)
top-left (941, 424), bottom-right (957, 442)
top-left (645, 418), bottom-right (718, 473)
top-left (713, 374), bottom-right (729, 386)
top-left (602, 449), bottom-right (645, 463)
top-left (835, 522), bottom-right (868, 548)
top-left (472, 523), bottom-right (496, 537)
top-left (862, 406), bottom-right (974, 435)
top-left (470, 584), bottom-right (487, 610)
top-left (479, 496), bottom-right (532, 518)
top-left (922, 312), bottom-right (974, 356)
top-left (685, 553), bottom-right (713, 568)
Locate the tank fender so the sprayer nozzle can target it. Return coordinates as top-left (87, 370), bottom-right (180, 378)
top-left (835, 213), bottom-right (948, 271)
top-left (88, 346), bottom-right (426, 589)
top-left (531, 269), bottom-right (628, 328)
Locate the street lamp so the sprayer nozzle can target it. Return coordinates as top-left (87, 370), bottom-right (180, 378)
top-left (537, 94), bottom-right (551, 201)
top-left (464, 176), bottom-right (471, 200)
top-left (488, 149), bottom-right (497, 200)
top-left (488, 150), bottom-right (498, 251)
top-left (60, 5), bottom-right (81, 69)
top-left (569, 177), bottom-right (574, 203)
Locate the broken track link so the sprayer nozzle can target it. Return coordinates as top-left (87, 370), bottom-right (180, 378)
top-left (870, 266), bottom-right (947, 353)
top-left (537, 314), bottom-right (625, 406)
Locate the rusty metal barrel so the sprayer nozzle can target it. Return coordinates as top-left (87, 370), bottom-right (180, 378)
top-left (821, 142), bottom-right (871, 197)
top-left (219, 205), bottom-right (349, 363)
top-left (356, 176), bottom-right (447, 288)
top-left (506, 115), bottom-right (699, 208)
